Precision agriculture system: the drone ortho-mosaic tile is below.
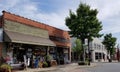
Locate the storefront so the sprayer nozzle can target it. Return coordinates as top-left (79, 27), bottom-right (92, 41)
top-left (55, 47), bottom-right (69, 64)
top-left (0, 11), bottom-right (71, 67)
top-left (51, 41), bottom-right (70, 65)
top-left (3, 30), bottom-right (55, 66)
top-left (0, 14), bottom-right (55, 68)
top-left (5, 43), bottom-right (54, 64)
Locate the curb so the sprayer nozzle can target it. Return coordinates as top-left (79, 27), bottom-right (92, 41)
top-left (15, 63), bottom-right (97, 72)
top-left (75, 63), bottom-right (97, 69)
top-left (15, 67), bottom-right (57, 72)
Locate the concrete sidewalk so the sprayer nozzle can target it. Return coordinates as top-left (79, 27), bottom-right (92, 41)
top-left (15, 67), bottom-right (57, 72)
top-left (56, 63), bottom-right (97, 72)
top-left (15, 63), bottom-right (97, 72)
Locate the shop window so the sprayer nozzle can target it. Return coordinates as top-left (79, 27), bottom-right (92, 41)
top-left (49, 36), bottom-right (69, 43)
top-left (34, 47), bottom-right (46, 56)
top-left (95, 52), bottom-right (103, 60)
top-left (49, 47), bottom-right (55, 54)
top-left (95, 52), bottom-right (99, 60)
top-left (13, 47), bottom-right (26, 63)
top-left (64, 48), bottom-right (68, 53)
top-left (99, 53), bottom-right (102, 59)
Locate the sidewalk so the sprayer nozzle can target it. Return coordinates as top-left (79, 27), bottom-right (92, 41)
top-left (56, 62), bottom-right (97, 72)
top-left (15, 67), bottom-right (57, 72)
top-left (15, 63), bottom-right (97, 72)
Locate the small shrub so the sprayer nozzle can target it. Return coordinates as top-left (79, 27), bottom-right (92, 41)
top-left (43, 62), bottom-right (48, 68)
top-left (0, 57), bottom-right (5, 66)
top-left (0, 64), bottom-right (12, 72)
top-left (45, 55), bottom-right (53, 61)
top-left (78, 61), bottom-right (85, 65)
top-left (78, 61), bottom-right (88, 65)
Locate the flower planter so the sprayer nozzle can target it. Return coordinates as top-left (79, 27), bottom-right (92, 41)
top-left (78, 61), bottom-right (87, 65)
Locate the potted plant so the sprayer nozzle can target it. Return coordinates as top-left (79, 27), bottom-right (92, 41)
top-left (45, 55), bottom-right (53, 67)
top-left (78, 61), bottom-right (86, 65)
top-left (0, 64), bottom-right (12, 72)
top-left (78, 59), bottom-right (88, 65)
top-left (42, 61), bottom-right (48, 68)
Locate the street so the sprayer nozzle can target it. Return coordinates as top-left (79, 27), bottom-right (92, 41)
top-left (84, 62), bottom-right (120, 72)
top-left (39, 62), bottom-right (120, 72)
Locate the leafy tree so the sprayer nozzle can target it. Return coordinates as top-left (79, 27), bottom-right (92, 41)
top-left (102, 33), bottom-right (117, 60)
top-left (65, 3), bottom-right (102, 43)
top-left (65, 3), bottom-right (103, 62)
top-left (72, 38), bottom-right (82, 61)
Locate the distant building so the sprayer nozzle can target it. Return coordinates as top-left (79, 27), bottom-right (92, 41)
top-left (89, 38), bottom-right (107, 62)
top-left (71, 37), bottom-right (108, 62)
top-left (113, 47), bottom-right (120, 61)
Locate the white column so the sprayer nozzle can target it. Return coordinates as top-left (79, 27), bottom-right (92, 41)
top-left (91, 51), bottom-right (95, 62)
top-left (69, 48), bottom-right (71, 62)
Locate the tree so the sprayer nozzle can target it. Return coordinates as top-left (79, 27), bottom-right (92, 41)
top-left (65, 3), bottom-right (103, 62)
top-left (72, 38), bottom-right (82, 61)
top-left (102, 33), bottom-right (117, 61)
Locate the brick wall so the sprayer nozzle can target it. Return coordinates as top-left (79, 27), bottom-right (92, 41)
top-left (2, 11), bottom-right (70, 39)
top-left (2, 11), bottom-right (70, 47)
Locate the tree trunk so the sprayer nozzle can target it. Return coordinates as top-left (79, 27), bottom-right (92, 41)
top-left (88, 39), bottom-right (90, 65)
top-left (110, 52), bottom-right (112, 62)
top-left (81, 38), bottom-right (85, 62)
top-left (108, 50), bottom-right (112, 62)
top-left (78, 54), bottom-right (80, 61)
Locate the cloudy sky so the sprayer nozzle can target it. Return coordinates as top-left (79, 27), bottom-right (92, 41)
top-left (0, 0), bottom-right (120, 44)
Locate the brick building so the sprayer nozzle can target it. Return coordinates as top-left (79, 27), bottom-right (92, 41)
top-left (0, 11), bottom-right (71, 65)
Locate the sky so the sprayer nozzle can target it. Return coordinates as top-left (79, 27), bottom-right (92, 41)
top-left (0, 0), bottom-right (120, 44)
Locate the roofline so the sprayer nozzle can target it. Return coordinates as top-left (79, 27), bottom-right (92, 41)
top-left (2, 10), bottom-right (68, 32)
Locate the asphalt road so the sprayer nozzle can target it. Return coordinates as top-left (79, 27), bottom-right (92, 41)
top-left (84, 62), bottom-right (120, 72)
top-left (38, 62), bottom-right (120, 72)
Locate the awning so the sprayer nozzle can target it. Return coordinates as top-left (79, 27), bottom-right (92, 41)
top-left (52, 40), bottom-right (70, 48)
top-left (4, 30), bottom-right (55, 46)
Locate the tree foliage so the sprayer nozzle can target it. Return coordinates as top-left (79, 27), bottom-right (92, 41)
top-left (72, 38), bottom-right (82, 60)
top-left (102, 33), bottom-right (117, 55)
top-left (73, 39), bottom-right (82, 53)
top-left (65, 3), bottom-right (103, 43)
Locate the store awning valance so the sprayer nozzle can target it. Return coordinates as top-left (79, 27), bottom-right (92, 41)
top-left (4, 30), bottom-right (55, 46)
top-left (52, 41), bottom-right (70, 48)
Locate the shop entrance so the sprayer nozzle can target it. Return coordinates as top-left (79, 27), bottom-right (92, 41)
top-left (56, 47), bottom-right (64, 65)
top-left (13, 47), bottom-right (26, 63)
top-left (12, 44), bottom-right (48, 67)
